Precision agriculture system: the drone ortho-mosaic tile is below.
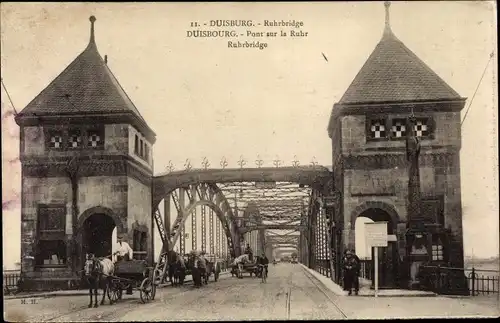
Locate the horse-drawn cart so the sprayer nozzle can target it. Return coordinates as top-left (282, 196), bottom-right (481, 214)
top-left (107, 260), bottom-right (156, 304)
top-left (204, 254), bottom-right (222, 282)
top-left (231, 262), bottom-right (259, 278)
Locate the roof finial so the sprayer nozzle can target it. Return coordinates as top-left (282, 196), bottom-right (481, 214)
top-left (89, 16), bottom-right (96, 44)
top-left (383, 1), bottom-right (393, 37)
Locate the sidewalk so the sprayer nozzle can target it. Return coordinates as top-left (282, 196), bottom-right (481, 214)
top-left (300, 264), bottom-right (435, 297)
top-left (4, 271), bottom-right (230, 300)
top-left (300, 264), bottom-right (499, 318)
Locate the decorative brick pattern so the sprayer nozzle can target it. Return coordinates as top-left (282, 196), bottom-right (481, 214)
top-left (49, 134), bottom-right (63, 149)
top-left (391, 119), bottom-right (406, 138)
top-left (88, 131), bottom-right (102, 147)
top-left (414, 119), bottom-right (428, 137)
top-left (68, 131), bottom-right (82, 148)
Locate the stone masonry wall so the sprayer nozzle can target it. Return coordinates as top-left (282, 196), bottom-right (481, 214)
top-left (78, 176), bottom-right (128, 230)
top-left (128, 125), bottom-right (153, 170)
top-left (340, 111), bottom-right (461, 153)
top-left (338, 109), bottom-right (464, 264)
top-left (127, 176), bottom-right (153, 264)
top-left (104, 124), bottom-right (129, 154)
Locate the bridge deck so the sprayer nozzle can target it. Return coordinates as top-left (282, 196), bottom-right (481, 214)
top-left (4, 264), bottom-right (499, 321)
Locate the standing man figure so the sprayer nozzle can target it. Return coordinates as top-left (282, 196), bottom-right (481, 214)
top-left (343, 249), bottom-right (360, 295)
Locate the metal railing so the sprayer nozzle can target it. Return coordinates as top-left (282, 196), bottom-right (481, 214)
top-left (3, 270), bottom-right (21, 294)
top-left (419, 265), bottom-right (499, 296)
top-left (359, 259), bottom-right (373, 281)
top-left (466, 267), bottom-right (499, 295)
top-left (316, 259), bottom-right (332, 278)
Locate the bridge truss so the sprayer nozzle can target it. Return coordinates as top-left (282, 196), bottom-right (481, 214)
top-left (150, 164), bottom-right (337, 285)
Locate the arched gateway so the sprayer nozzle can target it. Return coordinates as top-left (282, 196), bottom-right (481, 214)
top-left (353, 202), bottom-right (401, 288)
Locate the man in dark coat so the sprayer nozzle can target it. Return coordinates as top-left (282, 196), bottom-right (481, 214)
top-left (343, 249), bottom-right (360, 295)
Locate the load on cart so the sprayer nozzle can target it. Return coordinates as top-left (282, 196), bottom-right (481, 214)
top-left (231, 244), bottom-right (268, 279)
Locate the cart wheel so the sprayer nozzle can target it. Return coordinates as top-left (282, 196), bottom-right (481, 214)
top-left (107, 282), bottom-right (120, 304)
top-left (140, 278), bottom-right (153, 303)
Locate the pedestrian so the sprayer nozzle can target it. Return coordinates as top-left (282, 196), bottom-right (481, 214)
top-left (191, 251), bottom-right (202, 287)
top-left (343, 249), bottom-right (360, 295)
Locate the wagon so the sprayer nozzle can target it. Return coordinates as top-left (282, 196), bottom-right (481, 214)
top-left (107, 260), bottom-right (156, 304)
top-left (184, 253), bottom-right (221, 284)
top-left (231, 262), bottom-right (259, 278)
top-left (204, 254), bottom-right (222, 282)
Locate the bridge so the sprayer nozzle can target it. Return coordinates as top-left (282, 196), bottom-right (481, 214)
top-left (150, 163), bottom-right (335, 284)
top-left (6, 2), bottom-right (481, 321)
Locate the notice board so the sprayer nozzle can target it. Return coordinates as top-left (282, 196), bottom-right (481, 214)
top-left (365, 221), bottom-right (388, 247)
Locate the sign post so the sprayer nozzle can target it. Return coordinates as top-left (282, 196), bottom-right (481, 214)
top-left (365, 222), bottom-right (388, 298)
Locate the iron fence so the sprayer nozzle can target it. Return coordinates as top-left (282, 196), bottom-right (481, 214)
top-left (420, 265), bottom-right (499, 296)
top-left (3, 270), bottom-right (21, 294)
top-left (466, 267), bottom-right (499, 295)
top-left (316, 259), bottom-right (331, 278)
top-left (359, 259), bottom-right (373, 281)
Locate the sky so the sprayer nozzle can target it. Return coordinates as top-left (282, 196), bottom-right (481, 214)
top-left (1, 1), bottom-right (498, 269)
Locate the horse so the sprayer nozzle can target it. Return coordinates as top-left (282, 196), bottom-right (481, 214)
top-left (167, 250), bottom-right (186, 286)
top-left (83, 254), bottom-right (115, 308)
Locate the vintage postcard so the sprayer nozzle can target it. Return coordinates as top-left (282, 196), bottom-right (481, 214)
top-left (2, 1), bottom-right (498, 321)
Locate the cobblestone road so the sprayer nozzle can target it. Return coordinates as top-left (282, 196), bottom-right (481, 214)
top-left (4, 264), bottom-right (499, 321)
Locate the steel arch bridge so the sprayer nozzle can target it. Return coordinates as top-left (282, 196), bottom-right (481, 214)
top-left (150, 164), bottom-right (338, 283)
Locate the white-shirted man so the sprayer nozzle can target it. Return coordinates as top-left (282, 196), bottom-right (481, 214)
top-left (114, 235), bottom-right (133, 262)
top-left (113, 235), bottom-right (134, 294)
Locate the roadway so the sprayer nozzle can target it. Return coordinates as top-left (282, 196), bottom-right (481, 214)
top-left (4, 263), bottom-right (498, 321)
top-left (4, 263), bottom-right (346, 321)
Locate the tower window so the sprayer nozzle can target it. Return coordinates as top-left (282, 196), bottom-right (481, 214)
top-left (414, 119), bottom-right (429, 137)
top-left (391, 119), bottom-right (407, 138)
top-left (140, 139), bottom-right (144, 157)
top-left (369, 119), bottom-right (386, 139)
top-left (68, 130), bottom-right (82, 148)
top-left (48, 132), bottom-right (64, 149)
top-left (87, 129), bottom-right (103, 148)
top-left (390, 117), bottom-right (433, 140)
top-left (431, 236), bottom-right (444, 261)
top-left (134, 135), bottom-right (139, 154)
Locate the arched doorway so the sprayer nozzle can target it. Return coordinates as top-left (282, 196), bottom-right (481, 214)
top-left (355, 208), bottom-right (400, 289)
top-left (81, 213), bottom-right (116, 260)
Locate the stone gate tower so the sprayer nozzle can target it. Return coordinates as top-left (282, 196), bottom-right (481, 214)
top-left (15, 17), bottom-right (156, 290)
top-left (328, 2), bottom-right (466, 290)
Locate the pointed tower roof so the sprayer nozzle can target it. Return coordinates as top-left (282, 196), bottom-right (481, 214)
top-left (17, 16), bottom-right (155, 140)
top-left (339, 2), bottom-right (462, 105)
